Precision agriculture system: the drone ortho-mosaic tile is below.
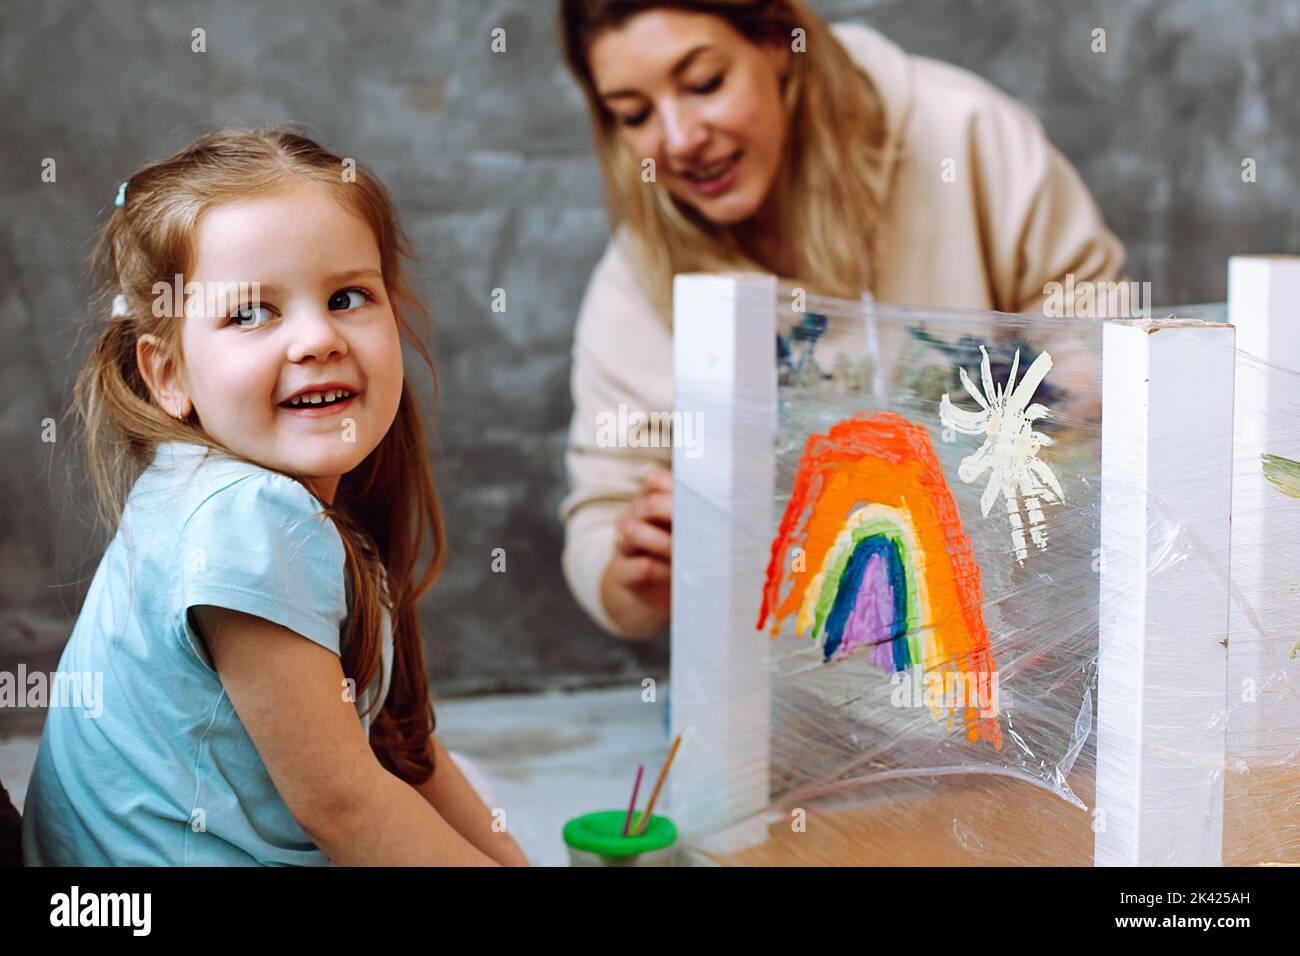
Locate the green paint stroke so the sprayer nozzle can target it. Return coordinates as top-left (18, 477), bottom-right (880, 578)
top-left (1261, 453), bottom-right (1300, 499)
top-left (1260, 455), bottom-right (1300, 663)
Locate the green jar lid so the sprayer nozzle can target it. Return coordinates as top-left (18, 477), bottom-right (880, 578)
top-left (562, 810), bottom-right (677, 857)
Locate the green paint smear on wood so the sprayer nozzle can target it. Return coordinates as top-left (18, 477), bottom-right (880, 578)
top-left (1261, 453), bottom-right (1300, 498)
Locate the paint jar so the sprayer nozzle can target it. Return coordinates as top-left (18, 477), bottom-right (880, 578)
top-left (562, 810), bottom-right (679, 866)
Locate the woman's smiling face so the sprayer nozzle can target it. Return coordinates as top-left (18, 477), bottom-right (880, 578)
top-left (589, 9), bottom-right (791, 226)
top-left (138, 184), bottom-right (404, 504)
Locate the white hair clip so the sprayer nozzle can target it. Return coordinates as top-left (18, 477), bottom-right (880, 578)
top-left (111, 294), bottom-right (128, 318)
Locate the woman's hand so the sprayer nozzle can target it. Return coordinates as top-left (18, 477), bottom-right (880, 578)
top-left (600, 466), bottom-right (672, 638)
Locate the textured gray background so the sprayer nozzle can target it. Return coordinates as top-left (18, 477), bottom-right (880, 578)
top-left (2, 0), bottom-right (1298, 730)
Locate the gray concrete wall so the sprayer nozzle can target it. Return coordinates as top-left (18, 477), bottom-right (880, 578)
top-left (2, 0), bottom-right (1298, 729)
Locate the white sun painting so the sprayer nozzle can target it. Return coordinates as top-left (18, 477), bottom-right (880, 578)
top-left (939, 346), bottom-right (1065, 565)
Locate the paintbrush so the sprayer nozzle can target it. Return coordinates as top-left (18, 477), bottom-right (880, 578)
top-left (621, 764), bottom-right (644, 837)
top-left (632, 734), bottom-right (682, 837)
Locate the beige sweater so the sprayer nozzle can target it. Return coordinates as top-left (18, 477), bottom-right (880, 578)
top-left (560, 22), bottom-right (1125, 636)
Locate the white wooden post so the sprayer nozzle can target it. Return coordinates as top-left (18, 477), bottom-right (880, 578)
top-left (1096, 319), bottom-right (1236, 866)
top-left (669, 273), bottom-right (775, 846)
top-left (1226, 256), bottom-right (1300, 765)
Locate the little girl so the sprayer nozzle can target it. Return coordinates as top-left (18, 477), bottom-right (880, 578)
top-left (23, 128), bottom-right (527, 866)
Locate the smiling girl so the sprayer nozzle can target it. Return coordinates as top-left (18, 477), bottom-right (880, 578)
top-left (22, 129), bottom-right (526, 866)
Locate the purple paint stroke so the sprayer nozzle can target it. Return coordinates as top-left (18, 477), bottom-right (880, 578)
top-left (836, 552), bottom-right (898, 666)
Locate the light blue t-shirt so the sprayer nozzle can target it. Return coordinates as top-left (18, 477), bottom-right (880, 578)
top-left (22, 441), bottom-right (392, 866)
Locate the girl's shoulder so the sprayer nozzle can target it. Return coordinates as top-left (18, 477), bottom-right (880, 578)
top-left (130, 442), bottom-right (344, 563)
top-left (133, 443), bottom-right (351, 656)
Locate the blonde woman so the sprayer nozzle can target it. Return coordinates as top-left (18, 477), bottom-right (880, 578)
top-left (558, 0), bottom-right (1123, 638)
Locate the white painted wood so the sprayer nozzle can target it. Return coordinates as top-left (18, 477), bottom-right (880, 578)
top-left (1226, 256), bottom-right (1300, 770)
top-left (1096, 320), bottom-right (1236, 866)
top-left (669, 273), bottom-right (776, 846)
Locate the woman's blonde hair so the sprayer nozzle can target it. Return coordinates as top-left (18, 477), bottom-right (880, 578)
top-left (560, 0), bottom-right (887, 312)
top-left (74, 127), bottom-right (444, 784)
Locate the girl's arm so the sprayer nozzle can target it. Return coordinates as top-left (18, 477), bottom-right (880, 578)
top-left (192, 604), bottom-right (497, 866)
top-left (411, 734), bottom-right (529, 866)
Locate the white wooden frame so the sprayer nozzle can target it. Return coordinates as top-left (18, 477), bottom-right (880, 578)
top-left (1225, 256), bottom-right (1300, 772)
top-left (669, 273), bottom-right (776, 847)
top-left (1095, 320), bottom-right (1234, 866)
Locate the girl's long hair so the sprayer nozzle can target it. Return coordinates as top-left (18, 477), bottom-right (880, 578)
top-left (560, 0), bottom-right (888, 313)
top-left (74, 128), bottom-right (444, 783)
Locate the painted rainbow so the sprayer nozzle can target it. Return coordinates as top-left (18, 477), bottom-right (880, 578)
top-left (757, 412), bottom-right (1000, 745)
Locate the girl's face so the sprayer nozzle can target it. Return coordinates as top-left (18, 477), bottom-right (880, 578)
top-left (139, 184), bottom-right (404, 504)
top-left (588, 9), bottom-right (791, 227)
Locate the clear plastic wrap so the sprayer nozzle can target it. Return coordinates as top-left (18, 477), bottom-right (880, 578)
top-left (666, 275), bottom-right (1297, 866)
